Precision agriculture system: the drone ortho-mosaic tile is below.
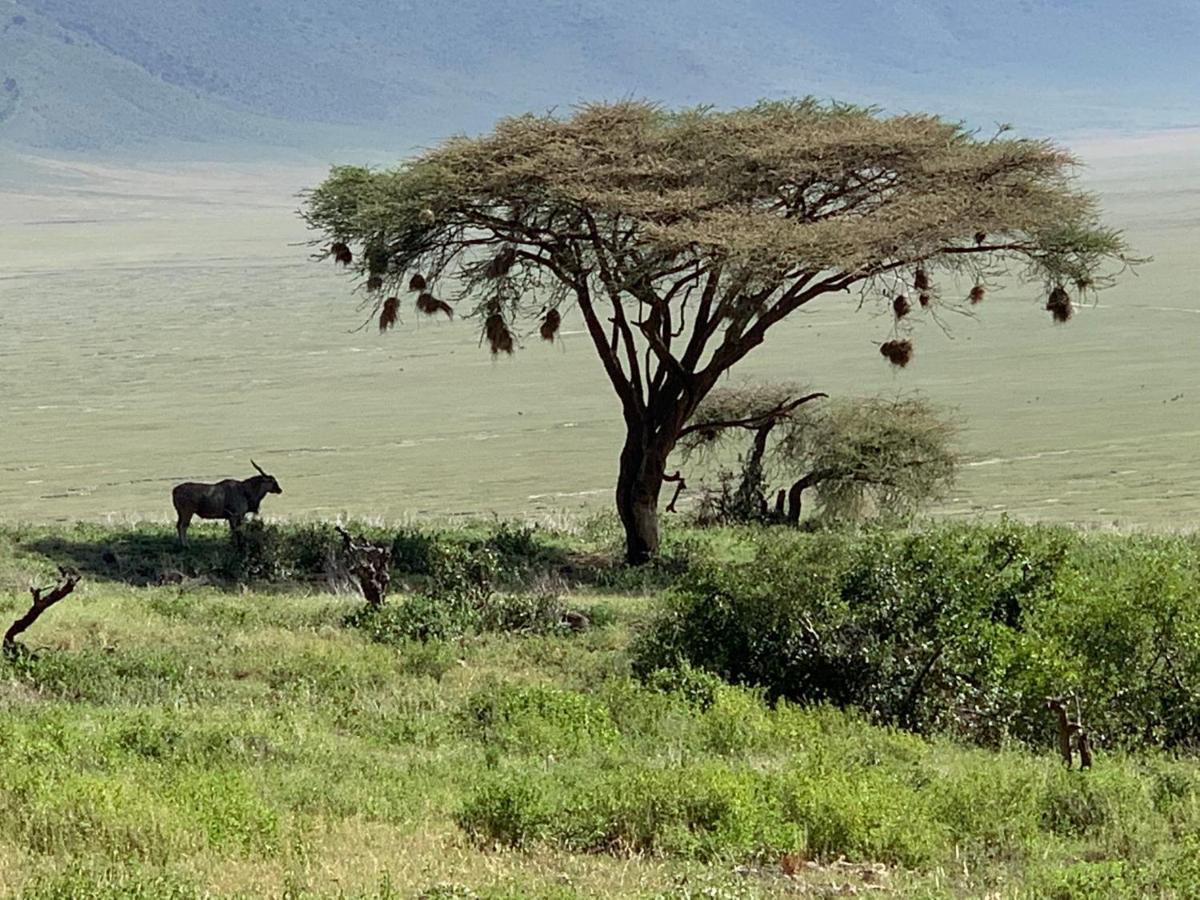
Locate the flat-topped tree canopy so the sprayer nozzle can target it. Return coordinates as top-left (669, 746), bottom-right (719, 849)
top-left (303, 98), bottom-right (1137, 564)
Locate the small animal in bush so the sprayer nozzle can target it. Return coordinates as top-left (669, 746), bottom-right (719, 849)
top-left (172, 460), bottom-right (282, 544)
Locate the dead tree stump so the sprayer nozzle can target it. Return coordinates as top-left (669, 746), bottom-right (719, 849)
top-left (336, 527), bottom-right (392, 607)
top-left (4, 567), bottom-right (81, 657)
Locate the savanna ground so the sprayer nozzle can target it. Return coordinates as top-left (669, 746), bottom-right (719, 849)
top-left (6, 516), bottom-right (1200, 898)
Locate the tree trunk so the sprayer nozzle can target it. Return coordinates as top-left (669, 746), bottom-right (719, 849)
top-left (786, 472), bottom-right (823, 524)
top-left (616, 423), bottom-right (671, 565)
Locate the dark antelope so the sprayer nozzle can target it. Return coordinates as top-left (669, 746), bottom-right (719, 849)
top-left (172, 460), bottom-right (282, 544)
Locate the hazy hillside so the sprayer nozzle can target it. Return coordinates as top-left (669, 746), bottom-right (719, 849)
top-left (2, 0), bottom-right (1198, 155)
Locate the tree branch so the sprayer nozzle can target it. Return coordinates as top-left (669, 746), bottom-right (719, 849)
top-left (679, 392), bottom-right (827, 439)
top-left (575, 280), bottom-right (641, 415)
top-left (4, 567), bottom-right (81, 656)
top-left (585, 213), bottom-right (646, 410)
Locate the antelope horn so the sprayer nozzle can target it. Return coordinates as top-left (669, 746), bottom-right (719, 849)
top-left (250, 459), bottom-right (268, 476)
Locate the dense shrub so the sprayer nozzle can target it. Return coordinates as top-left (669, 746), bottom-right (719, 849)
top-left (483, 521), bottom-right (557, 571)
top-left (345, 594), bottom-right (468, 644)
top-left (461, 683), bottom-right (620, 754)
top-left (634, 523), bottom-right (1200, 749)
top-left (345, 535), bottom-right (569, 643)
top-left (391, 527), bottom-right (441, 575)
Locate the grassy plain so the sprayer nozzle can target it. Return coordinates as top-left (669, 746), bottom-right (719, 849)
top-left (4, 519), bottom-right (1200, 898)
top-left (1, 131), bottom-right (1198, 527)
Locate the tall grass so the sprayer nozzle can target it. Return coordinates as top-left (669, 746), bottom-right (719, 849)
top-left (4, 520), bottom-right (1200, 897)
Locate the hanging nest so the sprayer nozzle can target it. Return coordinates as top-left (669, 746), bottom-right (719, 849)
top-left (331, 242), bottom-right (353, 266)
top-left (913, 268), bottom-right (931, 292)
top-left (880, 339), bottom-right (913, 368)
top-left (366, 274), bottom-right (384, 292)
top-left (415, 292), bottom-right (453, 318)
top-left (408, 273), bottom-right (427, 292)
top-left (1046, 285), bottom-right (1073, 323)
top-left (968, 284), bottom-right (986, 305)
top-left (378, 297), bottom-right (399, 333)
top-left (1073, 275), bottom-right (1095, 294)
top-left (893, 294), bottom-right (911, 319)
top-left (540, 308), bottom-right (561, 342)
top-left (484, 246), bottom-right (518, 279)
top-left (485, 313), bottom-right (515, 355)
top-left (974, 231), bottom-right (987, 246)
top-left (918, 292), bottom-right (932, 308)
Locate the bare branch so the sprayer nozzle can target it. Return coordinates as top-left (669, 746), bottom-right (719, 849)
top-left (4, 567), bottom-right (81, 656)
top-left (678, 391), bottom-right (827, 439)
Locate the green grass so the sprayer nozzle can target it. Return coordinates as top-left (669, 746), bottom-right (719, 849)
top-left (5, 521), bottom-right (1200, 897)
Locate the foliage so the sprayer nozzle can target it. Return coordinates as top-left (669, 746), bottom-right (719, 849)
top-left (306, 101), bottom-right (1131, 326)
top-left (8, 520), bottom-right (1200, 895)
top-left (635, 522), bottom-right (1200, 749)
top-left (461, 683), bottom-right (620, 755)
top-left (391, 527), bottom-right (441, 575)
top-left (796, 397), bottom-right (959, 524)
top-left (345, 538), bottom-right (570, 643)
top-left (683, 389), bottom-right (959, 526)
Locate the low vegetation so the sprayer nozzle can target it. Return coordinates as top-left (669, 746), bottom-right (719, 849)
top-left (3, 518), bottom-right (1200, 897)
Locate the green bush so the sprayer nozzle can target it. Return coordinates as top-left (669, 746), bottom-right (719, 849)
top-left (461, 683), bottom-right (620, 755)
top-left (211, 520), bottom-right (343, 583)
top-left (634, 523), bottom-right (1200, 749)
top-left (391, 527), bottom-right (441, 575)
top-left (475, 590), bottom-right (566, 634)
top-left (345, 595), bottom-right (466, 643)
top-left (457, 772), bottom-right (550, 848)
top-left (483, 521), bottom-right (554, 571)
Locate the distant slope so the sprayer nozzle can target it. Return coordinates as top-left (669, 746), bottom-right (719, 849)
top-left (2, 0), bottom-right (1198, 156)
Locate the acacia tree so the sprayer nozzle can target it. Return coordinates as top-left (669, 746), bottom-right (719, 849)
top-left (303, 99), bottom-right (1133, 564)
top-left (679, 386), bottom-right (959, 525)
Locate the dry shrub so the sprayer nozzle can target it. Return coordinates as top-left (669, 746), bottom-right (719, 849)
top-left (880, 339), bottom-right (913, 367)
top-left (1046, 285), bottom-right (1073, 323)
top-left (540, 308), bottom-right (561, 341)
top-left (416, 292), bottom-right (453, 318)
top-left (379, 297), bottom-right (399, 332)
